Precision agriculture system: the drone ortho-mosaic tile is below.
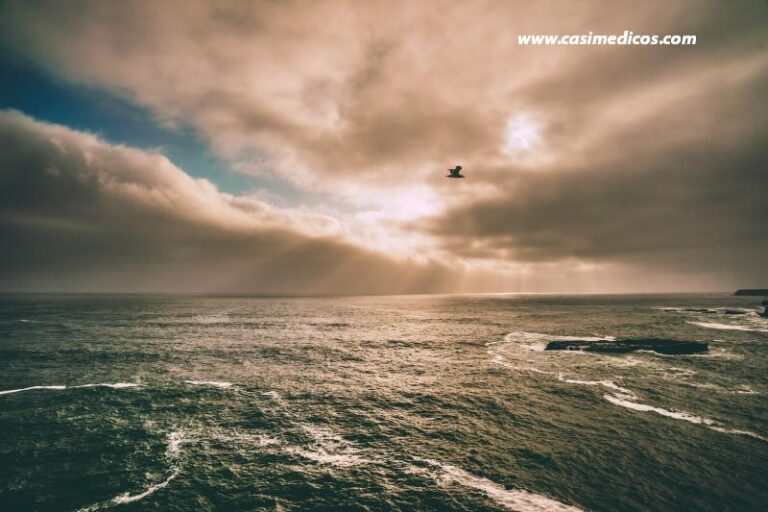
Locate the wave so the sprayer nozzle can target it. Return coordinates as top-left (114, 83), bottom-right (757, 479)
top-left (110, 469), bottom-right (179, 506)
top-left (657, 368), bottom-right (759, 394)
top-left (0, 383), bottom-right (139, 395)
top-left (687, 321), bottom-right (768, 333)
top-left (603, 394), bottom-right (766, 442)
top-left (166, 430), bottom-right (186, 457)
top-left (489, 354), bottom-right (558, 376)
top-left (0, 385), bottom-right (66, 395)
top-left (659, 306), bottom-right (759, 315)
top-left (557, 375), bottom-right (634, 396)
top-left (678, 381), bottom-right (759, 395)
top-left (710, 426), bottom-right (768, 441)
top-left (288, 425), bottom-right (371, 467)
top-left (77, 430), bottom-right (185, 511)
top-left (494, 331), bottom-right (615, 352)
top-left (211, 429), bottom-right (281, 448)
top-left (288, 446), bottom-right (369, 467)
top-left (417, 458), bottom-right (585, 512)
top-left (72, 383), bottom-right (141, 389)
top-left (184, 380), bottom-right (232, 388)
top-left (635, 346), bottom-right (738, 360)
top-left (603, 394), bottom-right (716, 425)
top-left (489, 331), bottom-right (617, 357)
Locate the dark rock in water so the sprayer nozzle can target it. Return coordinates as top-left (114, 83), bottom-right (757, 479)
top-left (724, 309), bottom-right (749, 315)
top-left (663, 308), bottom-right (716, 314)
top-left (545, 338), bottom-right (709, 355)
top-left (734, 288), bottom-right (768, 296)
top-left (761, 307), bottom-right (768, 318)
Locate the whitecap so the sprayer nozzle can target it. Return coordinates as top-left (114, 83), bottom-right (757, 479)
top-left (504, 332), bottom-right (615, 343)
top-left (664, 367), bottom-right (697, 377)
top-left (0, 385), bottom-right (66, 395)
top-left (488, 354), bottom-right (557, 376)
top-left (637, 347), bottom-right (738, 360)
top-left (184, 380), bottom-right (233, 389)
top-left (208, 427), bottom-right (281, 448)
top-left (0, 383), bottom-right (141, 395)
top-left (288, 425), bottom-right (371, 467)
top-left (687, 321), bottom-right (768, 333)
top-left (491, 354), bottom-right (507, 365)
top-left (289, 447), bottom-right (370, 467)
top-left (494, 331), bottom-right (615, 353)
top-left (76, 430), bottom-right (185, 511)
top-left (734, 385), bottom-right (759, 395)
top-left (418, 459), bottom-right (585, 512)
top-left (72, 383), bottom-right (141, 389)
top-left (603, 394), bottom-right (766, 441)
top-left (77, 469), bottom-right (180, 511)
top-left (603, 394), bottom-right (715, 425)
top-left (509, 365), bottom-right (558, 376)
top-left (166, 430), bottom-right (186, 458)
top-left (557, 375), bottom-right (634, 396)
top-left (710, 426), bottom-right (767, 442)
top-left (681, 382), bottom-right (760, 395)
top-left (600, 357), bottom-right (644, 368)
top-left (111, 468), bottom-right (179, 505)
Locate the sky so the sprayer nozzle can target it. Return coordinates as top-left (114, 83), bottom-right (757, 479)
top-left (0, 0), bottom-right (766, 294)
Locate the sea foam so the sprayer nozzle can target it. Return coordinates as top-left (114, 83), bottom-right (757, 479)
top-left (687, 321), bottom-right (768, 333)
top-left (184, 380), bottom-right (233, 388)
top-left (557, 375), bottom-right (634, 396)
top-left (288, 425), bottom-right (371, 467)
top-left (76, 429), bottom-right (185, 511)
top-left (418, 459), bottom-right (585, 512)
top-left (0, 383), bottom-right (139, 395)
top-left (0, 385), bottom-right (67, 395)
top-left (603, 394), bottom-right (766, 441)
top-left (110, 469), bottom-right (180, 505)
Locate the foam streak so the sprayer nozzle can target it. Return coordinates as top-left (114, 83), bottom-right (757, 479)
top-left (419, 459), bottom-right (584, 512)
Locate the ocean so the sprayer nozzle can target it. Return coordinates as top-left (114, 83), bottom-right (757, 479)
top-left (0, 293), bottom-right (766, 511)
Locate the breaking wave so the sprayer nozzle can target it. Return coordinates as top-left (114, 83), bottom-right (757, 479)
top-left (492, 331), bottom-right (615, 353)
top-left (0, 383), bottom-right (139, 395)
top-left (417, 458), bottom-right (585, 512)
top-left (557, 375), bottom-right (634, 395)
top-left (687, 321), bottom-right (768, 333)
top-left (184, 380), bottom-right (233, 388)
top-left (76, 430), bottom-right (186, 511)
top-left (603, 394), bottom-right (766, 442)
top-left (287, 425), bottom-right (371, 467)
top-left (0, 385), bottom-right (67, 395)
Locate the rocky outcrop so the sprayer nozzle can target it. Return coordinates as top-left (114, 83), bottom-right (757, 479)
top-left (545, 338), bottom-right (708, 355)
top-left (734, 289), bottom-right (768, 296)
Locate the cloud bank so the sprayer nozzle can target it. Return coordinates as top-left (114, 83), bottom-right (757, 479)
top-left (0, 0), bottom-right (766, 292)
top-left (0, 111), bottom-right (454, 294)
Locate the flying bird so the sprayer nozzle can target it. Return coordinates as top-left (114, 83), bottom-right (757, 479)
top-left (446, 165), bottom-right (465, 178)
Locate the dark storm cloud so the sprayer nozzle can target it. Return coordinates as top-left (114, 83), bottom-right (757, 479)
top-left (0, 111), bottom-right (454, 293)
top-left (426, 64), bottom-right (768, 279)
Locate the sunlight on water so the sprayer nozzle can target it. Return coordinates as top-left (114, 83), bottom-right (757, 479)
top-left (0, 293), bottom-right (766, 511)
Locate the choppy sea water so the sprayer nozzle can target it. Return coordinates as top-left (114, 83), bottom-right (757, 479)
top-left (0, 293), bottom-right (766, 512)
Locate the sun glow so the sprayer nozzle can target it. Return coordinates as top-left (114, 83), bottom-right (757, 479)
top-left (503, 113), bottom-right (542, 155)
